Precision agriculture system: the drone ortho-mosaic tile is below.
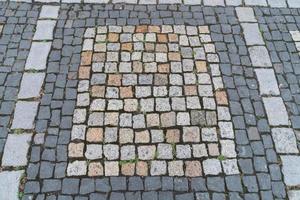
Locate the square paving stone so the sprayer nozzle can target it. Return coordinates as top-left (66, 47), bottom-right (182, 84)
top-left (2, 134), bottom-right (32, 167)
top-left (25, 42), bottom-right (52, 70)
top-left (281, 156), bottom-right (300, 186)
top-left (18, 73), bottom-right (45, 99)
top-left (11, 101), bottom-right (39, 129)
top-left (262, 97), bottom-right (289, 126)
top-left (0, 170), bottom-right (24, 200)
top-left (33, 20), bottom-right (56, 40)
top-left (249, 46), bottom-right (272, 67)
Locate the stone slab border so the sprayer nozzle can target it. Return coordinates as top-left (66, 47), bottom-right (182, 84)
top-left (0, 0), bottom-right (300, 8)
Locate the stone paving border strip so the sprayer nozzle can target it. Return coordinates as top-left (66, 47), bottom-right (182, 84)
top-left (0, 0), bottom-right (300, 8)
top-left (0, 5), bottom-right (59, 199)
top-left (236, 6), bottom-right (300, 199)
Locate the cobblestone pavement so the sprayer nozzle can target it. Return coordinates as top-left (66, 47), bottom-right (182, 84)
top-left (0, 1), bottom-right (300, 200)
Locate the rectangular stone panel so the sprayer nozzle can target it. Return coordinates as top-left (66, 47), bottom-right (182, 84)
top-left (25, 42), bottom-right (52, 70)
top-left (255, 69), bottom-right (280, 95)
top-left (11, 101), bottom-right (39, 129)
top-left (241, 23), bottom-right (264, 45)
top-left (263, 97), bottom-right (289, 126)
top-left (33, 20), bottom-right (56, 40)
top-left (2, 134), bottom-right (33, 167)
top-left (18, 72), bottom-right (45, 99)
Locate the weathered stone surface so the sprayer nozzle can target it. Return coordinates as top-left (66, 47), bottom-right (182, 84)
top-left (2, 134), bottom-right (32, 166)
top-left (235, 7), bottom-right (256, 22)
top-left (263, 97), bottom-right (289, 126)
top-left (0, 171), bottom-right (24, 200)
top-left (25, 42), bottom-right (52, 70)
top-left (249, 46), bottom-right (272, 67)
top-left (245, 0), bottom-right (267, 6)
top-left (288, 0), bottom-right (300, 7)
top-left (241, 23), bottom-right (264, 45)
top-left (288, 190), bottom-right (300, 200)
top-left (281, 156), bottom-right (300, 186)
top-left (11, 101), bottom-right (39, 129)
top-left (268, 0), bottom-right (287, 7)
top-left (39, 5), bottom-right (60, 19)
top-left (33, 20), bottom-right (56, 40)
top-left (272, 128), bottom-right (298, 153)
top-left (255, 69), bottom-right (280, 95)
top-left (18, 73), bottom-right (45, 99)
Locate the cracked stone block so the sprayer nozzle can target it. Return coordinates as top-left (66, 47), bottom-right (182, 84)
top-left (271, 128), bottom-right (298, 153)
top-left (18, 73), bottom-right (45, 99)
top-left (255, 69), bottom-right (280, 95)
top-left (2, 134), bottom-right (32, 167)
top-left (11, 101), bottom-right (39, 129)
top-left (39, 5), bottom-right (60, 19)
top-left (25, 42), bottom-right (52, 70)
top-left (241, 23), bottom-right (264, 45)
top-left (0, 170), bottom-right (24, 200)
top-left (281, 156), bottom-right (300, 186)
top-left (249, 46), bottom-right (272, 67)
top-left (235, 7), bottom-right (256, 22)
top-left (263, 97), bottom-right (289, 126)
top-left (33, 20), bottom-right (56, 40)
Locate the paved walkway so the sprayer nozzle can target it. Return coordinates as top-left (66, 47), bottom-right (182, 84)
top-left (0, 1), bottom-right (299, 200)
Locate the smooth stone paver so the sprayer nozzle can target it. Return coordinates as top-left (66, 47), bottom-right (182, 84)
top-left (271, 128), bottom-right (298, 153)
top-left (39, 5), bottom-right (60, 19)
top-left (249, 46), bottom-right (272, 67)
top-left (33, 20), bottom-right (56, 40)
top-left (241, 23), bottom-right (264, 45)
top-left (25, 42), bottom-right (51, 70)
top-left (288, 190), bottom-right (300, 200)
top-left (203, 0), bottom-right (225, 6)
top-left (184, 0), bottom-right (202, 4)
top-left (255, 69), bottom-right (280, 95)
top-left (159, 0), bottom-right (181, 3)
top-left (268, 0), bottom-right (287, 7)
top-left (245, 0), bottom-right (267, 6)
top-left (281, 156), bottom-right (300, 186)
top-left (0, 170), bottom-right (24, 200)
top-left (226, 0), bottom-right (242, 6)
top-left (11, 101), bottom-right (39, 129)
top-left (263, 97), bottom-right (289, 126)
top-left (18, 73), bottom-right (45, 99)
top-left (2, 134), bottom-right (32, 166)
top-left (235, 7), bottom-right (256, 22)
top-left (288, 0), bottom-right (300, 8)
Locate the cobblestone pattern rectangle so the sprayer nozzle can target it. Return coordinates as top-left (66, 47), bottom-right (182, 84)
top-left (67, 25), bottom-right (238, 177)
